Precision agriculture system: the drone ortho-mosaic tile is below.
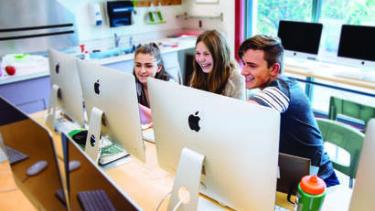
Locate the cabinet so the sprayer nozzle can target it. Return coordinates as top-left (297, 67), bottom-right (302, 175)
top-left (0, 76), bottom-right (50, 114)
top-left (134, 0), bottom-right (182, 7)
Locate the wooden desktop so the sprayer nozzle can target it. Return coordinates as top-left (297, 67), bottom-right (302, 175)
top-left (1, 110), bottom-right (353, 211)
top-left (284, 58), bottom-right (375, 93)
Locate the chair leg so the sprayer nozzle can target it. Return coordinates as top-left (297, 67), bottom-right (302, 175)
top-left (349, 177), bottom-right (353, 188)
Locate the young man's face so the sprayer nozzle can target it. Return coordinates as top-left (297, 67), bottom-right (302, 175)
top-left (241, 49), bottom-right (278, 89)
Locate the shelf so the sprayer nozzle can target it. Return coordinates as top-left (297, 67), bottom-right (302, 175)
top-left (176, 12), bottom-right (223, 21)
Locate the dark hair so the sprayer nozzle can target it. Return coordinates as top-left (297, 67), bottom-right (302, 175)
top-left (134, 42), bottom-right (171, 80)
top-left (189, 30), bottom-right (235, 94)
top-left (238, 35), bottom-right (284, 73)
top-left (134, 43), bottom-right (171, 107)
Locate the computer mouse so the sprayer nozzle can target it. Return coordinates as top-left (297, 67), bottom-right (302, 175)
top-left (26, 160), bottom-right (48, 176)
top-left (69, 160), bottom-right (81, 172)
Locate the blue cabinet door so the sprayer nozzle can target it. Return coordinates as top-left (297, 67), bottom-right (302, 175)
top-left (0, 76), bottom-right (51, 114)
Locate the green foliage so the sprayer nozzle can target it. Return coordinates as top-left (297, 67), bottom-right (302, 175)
top-left (255, 0), bottom-right (375, 52)
top-left (257, 0), bottom-right (312, 35)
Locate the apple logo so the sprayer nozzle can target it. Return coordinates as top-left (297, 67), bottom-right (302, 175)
top-left (55, 63), bottom-right (60, 74)
top-left (90, 135), bottom-right (96, 147)
top-left (94, 80), bottom-right (100, 95)
top-left (188, 111), bottom-right (201, 132)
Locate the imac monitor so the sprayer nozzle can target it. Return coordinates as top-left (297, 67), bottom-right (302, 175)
top-left (76, 60), bottom-right (145, 164)
top-left (338, 24), bottom-right (375, 66)
top-left (47, 49), bottom-right (85, 128)
top-left (349, 119), bottom-right (375, 210)
top-left (148, 78), bottom-right (281, 211)
top-left (0, 96), bottom-right (67, 210)
top-left (61, 133), bottom-right (140, 211)
top-left (277, 20), bottom-right (323, 59)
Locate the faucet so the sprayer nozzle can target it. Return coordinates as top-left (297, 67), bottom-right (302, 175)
top-left (128, 36), bottom-right (133, 48)
top-left (114, 33), bottom-right (120, 48)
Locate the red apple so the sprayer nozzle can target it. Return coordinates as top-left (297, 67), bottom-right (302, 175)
top-left (5, 65), bottom-right (16, 75)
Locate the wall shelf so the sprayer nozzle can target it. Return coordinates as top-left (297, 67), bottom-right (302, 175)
top-left (176, 12), bottom-right (223, 21)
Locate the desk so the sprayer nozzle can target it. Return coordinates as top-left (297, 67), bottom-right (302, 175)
top-left (0, 111), bottom-right (354, 211)
top-left (285, 59), bottom-right (375, 98)
top-left (0, 161), bottom-right (37, 211)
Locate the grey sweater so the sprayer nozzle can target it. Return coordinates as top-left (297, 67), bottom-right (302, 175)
top-left (223, 69), bottom-right (246, 101)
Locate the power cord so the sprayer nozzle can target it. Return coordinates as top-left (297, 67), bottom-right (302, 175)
top-left (155, 191), bottom-right (171, 211)
top-left (0, 188), bottom-right (18, 193)
top-left (172, 198), bottom-right (184, 211)
top-left (155, 187), bottom-right (191, 211)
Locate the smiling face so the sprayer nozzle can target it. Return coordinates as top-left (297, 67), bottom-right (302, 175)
top-left (195, 41), bottom-right (214, 73)
top-left (134, 53), bottom-right (161, 85)
top-left (241, 49), bottom-right (280, 89)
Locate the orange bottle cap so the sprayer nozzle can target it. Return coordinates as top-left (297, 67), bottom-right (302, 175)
top-left (300, 175), bottom-right (326, 195)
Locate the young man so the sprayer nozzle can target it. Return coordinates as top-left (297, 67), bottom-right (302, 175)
top-left (238, 35), bottom-right (339, 187)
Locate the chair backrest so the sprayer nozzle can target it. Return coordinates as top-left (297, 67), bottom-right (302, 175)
top-left (317, 118), bottom-right (365, 178)
top-left (328, 96), bottom-right (375, 128)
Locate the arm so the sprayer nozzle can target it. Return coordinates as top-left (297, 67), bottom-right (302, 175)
top-left (225, 70), bottom-right (247, 100)
top-left (249, 87), bottom-right (290, 113)
top-left (139, 103), bottom-right (153, 128)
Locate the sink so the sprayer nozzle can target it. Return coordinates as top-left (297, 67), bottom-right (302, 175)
top-left (89, 47), bottom-right (135, 59)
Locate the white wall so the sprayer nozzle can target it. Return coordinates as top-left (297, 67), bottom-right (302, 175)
top-left (56, 0), bottom-right (235, 54)
top-left (57, 0), bottom-right (185, 44)
top-left (181, 0), bottom-right (236, 57)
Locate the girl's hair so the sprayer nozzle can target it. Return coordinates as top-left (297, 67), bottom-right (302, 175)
top-left (189, 30), bottom-right (235, 94)
top-left (134, 42), bottom-right (170, 80)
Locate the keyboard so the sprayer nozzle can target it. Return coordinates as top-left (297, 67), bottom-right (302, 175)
top-left (4, 145), bottom-right (29, 165)
top-left (142, 128), bottom-right (155, 143)
top-left (54, 117), bottom-right (82, 135)
top-left (77, 189), bottom-right (116, 211)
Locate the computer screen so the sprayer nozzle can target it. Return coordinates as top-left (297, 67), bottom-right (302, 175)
top-left (48, 49), bottom-right (85, 127)
top-left (76, 60), bottom-right (145, 163)
top-left (277, 20), bottom-right (323, 58)
top-left (349, 119), bottom-right (375, 210)
top-left (338, 24), bottom-right (375, 63)
top-left (148, 78), bottom-right (281, 211)
top-left (61, 133), bottom-right (140, 211)
top-left (277, 153), bottom-right (310, 203)
top-left (0, 96), bottom-right (67, 210)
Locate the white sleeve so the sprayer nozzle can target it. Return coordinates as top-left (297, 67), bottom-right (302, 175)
top-left (252, 87), bottom-right (290, 113)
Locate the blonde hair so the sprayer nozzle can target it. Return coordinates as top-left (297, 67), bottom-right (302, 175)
top-left (189, 30), bottom-right (235, 94)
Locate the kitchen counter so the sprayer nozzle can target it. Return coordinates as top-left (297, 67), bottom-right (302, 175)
top-left (0, 36), bottom-right (196, 113)
top-left (0, 70), bottom-right (49, 86)
top-left (0, 36), bottom-right (196, 85)
top-left (89, 36), bottom-right (196, 65)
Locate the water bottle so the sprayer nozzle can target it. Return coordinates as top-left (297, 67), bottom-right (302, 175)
top-left (295, 175), bottom-right (326, 211)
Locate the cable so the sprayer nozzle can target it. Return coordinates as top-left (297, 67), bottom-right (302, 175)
top-left (172, 198), bottom-right (184, 211)
top-left (155, 191), bottom-right (171, 211)
top-left (0, 188), bottom-right (18, 193)
top-left (21, 175), bottom-right (29, 183)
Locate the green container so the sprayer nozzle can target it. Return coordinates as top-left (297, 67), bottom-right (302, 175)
top-left (296, 183), bottom-right (326, 211)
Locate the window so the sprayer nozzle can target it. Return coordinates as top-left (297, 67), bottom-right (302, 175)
top-left (248, 0), bottom-right (375, 56)
top-left (245, 0), bottom-right (375, 114)
top-left (320, 0), bottom-right (375, 54)
top-left (254, 0), bottom-right (312, 36)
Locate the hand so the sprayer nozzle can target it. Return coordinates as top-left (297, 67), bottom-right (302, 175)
top-left (139, 103), bottom-right (152, 124)
top-left (141, 122), bottom-right (153, 130)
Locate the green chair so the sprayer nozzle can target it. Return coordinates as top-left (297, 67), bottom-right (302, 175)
top-left (317, 118), bottom-right (365, 188)
top-left (328, 96), bottom-right (375, 129)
